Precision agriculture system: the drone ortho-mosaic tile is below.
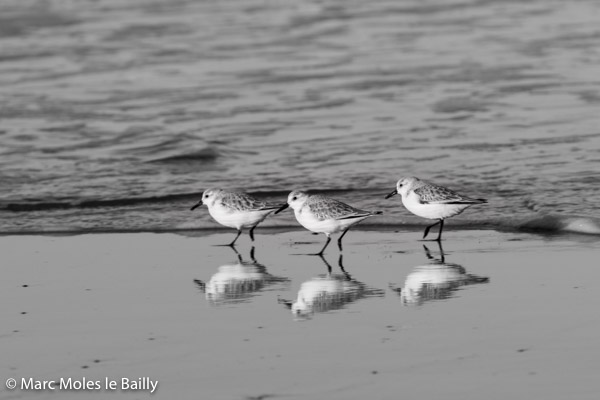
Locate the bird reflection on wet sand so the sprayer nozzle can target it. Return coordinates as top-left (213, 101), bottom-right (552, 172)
top-left (279, 255), bottom-right (384, 319)
top-left (390, 242), bottom-right (489, 306)
top-left (194, 247), bottom-right (289, 306)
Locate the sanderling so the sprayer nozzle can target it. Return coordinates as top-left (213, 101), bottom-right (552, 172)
top-left (385, 176), bottom-right (487, 241)
top-left (275, 191), bottom-right (382, 255)
top-left (190, 188), bottom-right (285, 246)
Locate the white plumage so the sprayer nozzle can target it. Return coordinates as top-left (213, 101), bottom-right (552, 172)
top-left (277, 191), bottom-right (381, 255)
top-left (190, 188), bottom-right (284, 245)
top-left (386, 176), bottom-right (487, 241)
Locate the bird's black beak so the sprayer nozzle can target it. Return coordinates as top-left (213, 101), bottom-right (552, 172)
top-left (190, 200), bottom-right (203, 211)
top-left (384, 189), bottom-right (398, 199)
top-left (274, 203), bottom-right (289, 214)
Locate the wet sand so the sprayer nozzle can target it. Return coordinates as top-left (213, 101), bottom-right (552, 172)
top-left (2, 229), bottom-right (599, 399)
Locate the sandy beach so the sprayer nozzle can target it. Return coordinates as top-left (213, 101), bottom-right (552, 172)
top-left (2, 228), bottom-right (599, 399)
top-left (2, 1), bottom-right (600, 399)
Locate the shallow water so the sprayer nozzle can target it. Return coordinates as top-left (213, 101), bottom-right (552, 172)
top-left (2, 231), bottom-right (600, 399)
top-left (1, 0), bottom-right (600, 233)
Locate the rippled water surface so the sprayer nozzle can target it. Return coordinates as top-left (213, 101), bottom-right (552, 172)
top-left (1, 0), bottom-right (599, 232)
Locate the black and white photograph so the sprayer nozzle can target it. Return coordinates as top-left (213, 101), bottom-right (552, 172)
top-left (1, 0), bottom-right (599, 399)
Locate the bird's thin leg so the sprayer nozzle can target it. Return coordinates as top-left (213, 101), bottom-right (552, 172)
top-left (423, 241), bottom-right (445, 263)
top-left (437, 240), bottom-right (445, 263)
top-left (228, 244), bottom-right (243, 262)
top-left (317, 254), bottom-right (333, 274)
top-left (249, 226), bottom-right (256, 242)
top-left (250, 246), bottom-right (256, 263)
top-left (423, 245), bottom-right (433, 260)
top-left (337, 228), bottom-right (351, 251)
top-left (314, 235), bottom-right (332, 256)
top-left (423, 220), bottom-right (441, 239)
top-left (338, 254), bottom-right (351, 279)
top-left (229, 230), bottom-right (242, 246)
top-left (435, 219), bottom-right (444, 242)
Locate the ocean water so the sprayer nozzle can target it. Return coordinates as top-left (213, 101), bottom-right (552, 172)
top-left (1, 0), bottom-right (599, 234)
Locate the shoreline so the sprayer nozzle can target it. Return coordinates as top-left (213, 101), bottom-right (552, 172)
top-left (3, 212), bottom-right (599, 237)
top-left (0, 224), bottom-right (495, 237)
top-left (1, 223), bottom-right (598, 238)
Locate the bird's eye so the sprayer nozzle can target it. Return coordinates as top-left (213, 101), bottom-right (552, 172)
top-left (398, 184), bottom-right (403, 187)
top-left (292, 196), bottom-right (297, 201)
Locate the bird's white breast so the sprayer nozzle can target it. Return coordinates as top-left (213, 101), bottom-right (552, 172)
top-left (208, 203), bottom-right (273, 229)
top-left (294, 207), bottom-right (367, 234)
top-left (402, 192), bottom-right (470, 220)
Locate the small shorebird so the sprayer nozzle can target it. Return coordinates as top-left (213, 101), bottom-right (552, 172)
top-left (190, 188), bottom-right (285, 246)
top-left (276, 191), bottom-right (382, 255)
top-left (385, 176), bottom-right (487, 241)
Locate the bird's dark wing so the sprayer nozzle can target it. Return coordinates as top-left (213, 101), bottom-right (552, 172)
top-left (221, 192), bottom-right (277, 211)
top-left (308, 196), bottom-right (373, 221)
top-left (414, 184), bottom-right (486, 205)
